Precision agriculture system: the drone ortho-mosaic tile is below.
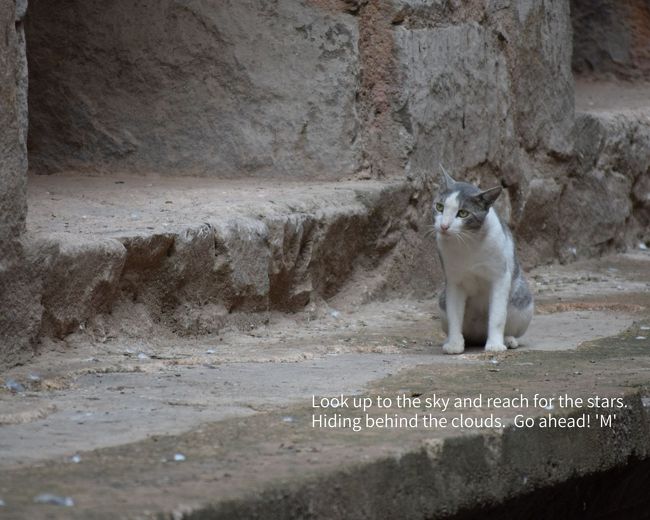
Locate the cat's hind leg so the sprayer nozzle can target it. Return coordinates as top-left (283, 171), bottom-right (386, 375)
top-left (505, 276), bottom-right (534, 340)
top-left (505, 301), bottom-right (533, 339)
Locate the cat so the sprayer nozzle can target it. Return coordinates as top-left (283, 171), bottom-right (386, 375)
top-left (432, 166), bottom-right (533, 354)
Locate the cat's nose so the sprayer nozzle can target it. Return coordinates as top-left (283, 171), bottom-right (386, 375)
top-left (440, 223), bottom-right (450, 232)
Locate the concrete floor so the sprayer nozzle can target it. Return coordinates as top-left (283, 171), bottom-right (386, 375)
top-left (0, 250), bottom-right (649, 518)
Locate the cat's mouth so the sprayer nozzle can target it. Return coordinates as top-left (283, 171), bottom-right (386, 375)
top-left (438, 228), bottom-right (455, 237)
top-left (426, 225), bottom-right (454, 238)
top-left (425, 226), bottom-right (458, 238)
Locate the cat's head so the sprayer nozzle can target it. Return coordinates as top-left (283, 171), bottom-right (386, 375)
top-left (432, 165), bottom-right (502, 238)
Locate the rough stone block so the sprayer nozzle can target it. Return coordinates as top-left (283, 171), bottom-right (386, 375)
top-left (571, 0), bottom-right (650, 80)
top-left (0, 0), bottom-right (34, 368)
top-left (28, 234), bottom-right (126, 337)
top-left (27, 0), bottom-right (361, 179)
top-left (394, 21), bottom-right (511, 177)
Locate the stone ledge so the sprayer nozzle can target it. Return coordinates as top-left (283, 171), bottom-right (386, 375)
top-left (23, 175), bottom-right (436, 344)
top-left (1, 315), bottom-right (649, 518)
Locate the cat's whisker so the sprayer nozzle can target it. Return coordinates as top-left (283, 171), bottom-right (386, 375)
top-left (455, 231), bottom-right (469, 247)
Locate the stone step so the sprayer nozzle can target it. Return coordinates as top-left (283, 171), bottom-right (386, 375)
top-left (24, 174), bottom-right (435, 345)
top-left (0, 268), bottom-right (649, 517)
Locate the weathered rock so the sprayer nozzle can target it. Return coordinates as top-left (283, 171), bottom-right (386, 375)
top-left (0, 0), bottom-right (26, 240)
top-left (394, 20), bottom-right (512, 177)
top-left (514, 177), bottom-right (563, 266)
top-left (26, 0), bottom-right (361, 179)
top-left (0, 0), bottom-right (37, 368)
top-left (509, 0), bottom-right (575, 156)
top-left (567, 111), bottom-right (650, 258)
top-left (392, 0), bottom-right (574, 178)
top-left (267, 214), bottom-right (319, 311)
top-left (354, 0), bottom-right (411, 179)
top-left (27, 234), bottom-right (127, 338)
top-left (211, 219), bottom-right (272, 312)
top-left (114, 181), bottom-right (438, 336)
top-left (14, 0), bottom-right (28, 151)
top-left (571, 0), bottom-right (650, 80)
top-left (0, 242), bottom-right (42, 367)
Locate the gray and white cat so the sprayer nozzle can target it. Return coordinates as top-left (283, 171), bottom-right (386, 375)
top-left (433, 166), bottom-right (533, 354)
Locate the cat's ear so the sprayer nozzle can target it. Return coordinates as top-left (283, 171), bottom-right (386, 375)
top-left (439, 163), bottom-right (455, 190)
top-left (476, 186), bottom-right (502, 208)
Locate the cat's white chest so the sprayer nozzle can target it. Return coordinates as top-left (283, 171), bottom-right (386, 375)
top-left (437, 210), bottom-right (512, 285)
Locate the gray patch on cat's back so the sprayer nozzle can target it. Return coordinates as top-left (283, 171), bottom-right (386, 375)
top-left (509, 271), bottom-right (533, 310)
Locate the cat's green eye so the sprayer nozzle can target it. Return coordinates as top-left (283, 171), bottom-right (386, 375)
top-left (435, 203), bottom-right (444, 212)
top-left (457, 209), bottom-right (470, 218)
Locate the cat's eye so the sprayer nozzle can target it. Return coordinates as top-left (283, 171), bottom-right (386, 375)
top-left (435, 203), bottom-right (444, 212)
top-left (457, 209), bottom-right (469, 218)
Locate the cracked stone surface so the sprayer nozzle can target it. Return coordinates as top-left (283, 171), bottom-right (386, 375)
top-left (0, 252), bottom-right (648, 517)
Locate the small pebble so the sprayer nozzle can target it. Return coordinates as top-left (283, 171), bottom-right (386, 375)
top-left (28, 373), bottom-right (41, 382)
top-left (70, 454), bottom-right (81, 463)
top-left (173, 453), bottom-right (186, 462)
top-left (330, 310), bottom-right (341, 319)
top-left (4, 379), bottom-right (25, 393)
top-left (640, 326), bottom-right (650, 331)
top-left (34, 494), bottom-right (74, 507)
top-left (282, 416), bottom-right (294, 423)
top-left (636, 336), bottom-right (647, 340)
top-left (205, 349), bottom-right (216, 354)
top-left (137, 352), bottom-right (150, 360)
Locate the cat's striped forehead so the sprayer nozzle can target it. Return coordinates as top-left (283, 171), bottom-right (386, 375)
top-left (435, 181), bottom-right (495, 231)
top-left (442, 191), bottom-right (460, 212)
top-left (437, 182), bottom-right (486, 215)
top-left (438, 181), bottom-right (481, 203)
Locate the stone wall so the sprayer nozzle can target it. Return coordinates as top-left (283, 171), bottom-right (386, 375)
top-left (571, 0), bottom-right (650, 79)
top-left (0, 0), bottom-right (40, 365)
top-left (0, 0), bottom-right (27, 238)
top-left (25, 0), bottom-right (575, 185)
top-left (26, 0), bottom-right (362, 178)
top-left (569, 0), bottom-right (650, 257)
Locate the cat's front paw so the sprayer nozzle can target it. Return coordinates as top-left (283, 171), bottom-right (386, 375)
top-left (443, 339), bottom-right (465, 355)
top-left (485, 342), bottom-right (507, 353)
top-left (505, 336), bottom-right (519, 349)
